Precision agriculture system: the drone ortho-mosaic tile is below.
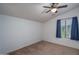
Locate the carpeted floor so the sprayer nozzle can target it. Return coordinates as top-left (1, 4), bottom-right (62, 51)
top-left (9, 41), bottom-right (79, 55)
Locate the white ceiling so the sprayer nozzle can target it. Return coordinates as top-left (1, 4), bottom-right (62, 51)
top-left (0, 3), bottom-right (79, 22)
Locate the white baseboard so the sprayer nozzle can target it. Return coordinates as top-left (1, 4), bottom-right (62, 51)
top-left (43, 39), bottom-right (79, 50)
top-left (0, 40), bottom-right (41, 55)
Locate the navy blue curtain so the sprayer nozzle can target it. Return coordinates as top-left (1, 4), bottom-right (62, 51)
top-left (56, 20), bottom-right (61, 38)
top-left (71, 17), bottom-right (79, 40)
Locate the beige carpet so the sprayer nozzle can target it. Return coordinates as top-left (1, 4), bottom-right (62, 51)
top-left (9, 41), bottom-right (79, 55)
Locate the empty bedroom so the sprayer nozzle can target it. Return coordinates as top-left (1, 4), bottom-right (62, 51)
top-left (0, 3), bottom-right (79, 55)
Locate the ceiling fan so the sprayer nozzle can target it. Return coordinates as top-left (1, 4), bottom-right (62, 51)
top-left (42, 3), bottom-right (68, 13)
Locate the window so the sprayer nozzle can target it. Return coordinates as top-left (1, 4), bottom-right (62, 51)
top-left (56, 17), bottom-right (79, 40)
top-left (66, 20), bottom-right (72, 38)
top-left (61, 19), bottom-right (72, 39)
top-left (61, 20), bottom-right (65, 38)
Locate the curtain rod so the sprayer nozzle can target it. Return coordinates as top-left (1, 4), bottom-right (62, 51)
top-left (58, 16), bottom-right (77, 20)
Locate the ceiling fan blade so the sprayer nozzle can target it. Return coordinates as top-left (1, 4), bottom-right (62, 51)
top-left (57, 5), bottom-right (68, 8)
top-left (43, 6), bottom-right (51, 8)
top-left (41, 9), bottom-right (48, 14)
top-left (46, 10), bottom-right (51, 13)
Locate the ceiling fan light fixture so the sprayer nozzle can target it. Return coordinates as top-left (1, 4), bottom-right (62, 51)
top-left (51, 8), bottom-right (57, 13)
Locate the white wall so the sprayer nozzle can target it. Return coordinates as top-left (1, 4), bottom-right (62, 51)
top-left (43, 7), bottom-right (79, 49)
top-left (0, 15), bottom-right (43, 54)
